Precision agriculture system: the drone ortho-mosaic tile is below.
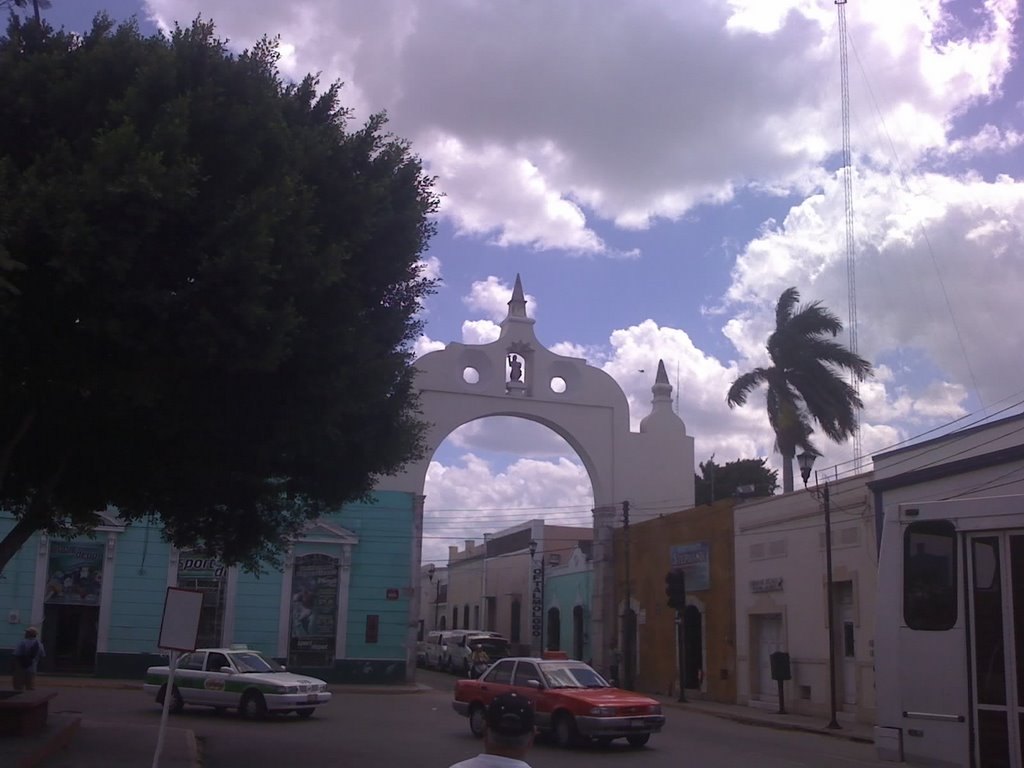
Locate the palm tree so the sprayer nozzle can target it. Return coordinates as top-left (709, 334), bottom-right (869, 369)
top-left (2, 0), bottom-right (51, 24)
top-left (726, 287), bottom-right (872, 492)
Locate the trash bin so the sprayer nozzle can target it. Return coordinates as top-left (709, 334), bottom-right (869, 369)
top-left (769, 651), bottom-right (791, 681)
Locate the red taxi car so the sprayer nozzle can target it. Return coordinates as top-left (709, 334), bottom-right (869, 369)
top-left (452, 653), bottom-right (664, 748)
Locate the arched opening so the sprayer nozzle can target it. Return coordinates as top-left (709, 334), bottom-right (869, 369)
top-left (422, 415), bottom-right (596, 654)
top-left (684, 604), bottom-right (704, 689)
top-left (547, 607), bottom-right (561, 651)
top-left (573, 605), bottom-right (585, 660)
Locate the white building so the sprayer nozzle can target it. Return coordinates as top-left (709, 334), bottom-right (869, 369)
top-left (734, 471), bottom-right (877, 724)
top-left (426, 519), bottom-right (591, 654)
top-left (734, 411), bottom-right (1024, 727)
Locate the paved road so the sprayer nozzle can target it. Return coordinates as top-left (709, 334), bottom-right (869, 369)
top-left (48, 672), bottom-right (888, 768)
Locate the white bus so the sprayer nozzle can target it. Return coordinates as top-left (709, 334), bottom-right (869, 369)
top-left (875, 494), bottom-right (1024, 767)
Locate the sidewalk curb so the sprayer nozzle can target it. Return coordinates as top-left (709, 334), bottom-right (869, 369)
top-left (12, 714), bottom-right (80, 768)
top-left (663, 700), bottom-right (873, 744)
top-left (185, 729), bottom-right (203, 768)
top-left (326, 683), bottom-right (429, 695)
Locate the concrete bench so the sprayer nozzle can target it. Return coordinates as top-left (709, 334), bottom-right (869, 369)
top-left (0, 690), bottom-right (58, 738)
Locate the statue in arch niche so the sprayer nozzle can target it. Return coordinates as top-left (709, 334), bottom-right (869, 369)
top-left (507, 353), bottom-right (523, 383)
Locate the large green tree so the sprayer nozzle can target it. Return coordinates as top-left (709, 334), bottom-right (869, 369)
top-left (726, 287), bottom-right (872, 493)
top-left (0, 16), bottom-right (437, 574)
top-left (694, 456), bottom-right (778, 505)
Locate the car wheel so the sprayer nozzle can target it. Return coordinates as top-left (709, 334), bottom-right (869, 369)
top-left (157, 683), bottom-right (184, 714)
top-left (468, 703), bottom-right (487, 738)
top-left (626, 733), bottom-right (650, 748)
top-left (296, 708), bottom-right (315, 719)
top-left (239, 690), bottom-right (268, 720)
top-left (553, 713), bottom-right (578, 748)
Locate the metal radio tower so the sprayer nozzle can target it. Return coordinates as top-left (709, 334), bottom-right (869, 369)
top-left (837, 0), bottom-right (862, 466)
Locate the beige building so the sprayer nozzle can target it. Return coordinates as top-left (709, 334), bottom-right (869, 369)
top-left (733, 472), bottom-right (878, 725)
top-left (435, 519), bottom-right (592, 654)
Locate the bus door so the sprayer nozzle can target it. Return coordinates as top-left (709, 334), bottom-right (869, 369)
top-left (898, 519), bottom-right (969, 766)
top-left (967, 532), bottom-right (1024, 768)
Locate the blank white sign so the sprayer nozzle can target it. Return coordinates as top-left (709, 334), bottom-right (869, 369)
top-left (158, 587), bottom-right (204, 651)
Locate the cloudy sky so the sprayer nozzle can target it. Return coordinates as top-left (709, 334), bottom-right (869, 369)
top-left (40, 0), bottom-right (1024, 564)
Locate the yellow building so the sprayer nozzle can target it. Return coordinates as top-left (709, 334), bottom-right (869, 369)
top-left (612, 499), bottom-right (736, 703)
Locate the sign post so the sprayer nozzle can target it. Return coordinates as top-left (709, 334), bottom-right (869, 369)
top-left (152, 587), bottom-right (203, 768)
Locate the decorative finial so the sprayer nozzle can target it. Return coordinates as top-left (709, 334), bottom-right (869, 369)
top-left (507, 274), bottom-right (527, 319)
top-left (651, 359), bottom-right (672, 402)
top-left (655, 360), bottom-right (670, 385)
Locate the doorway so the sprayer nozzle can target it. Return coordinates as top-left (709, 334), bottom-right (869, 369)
top-left (966, 533), bottom-right (1024, 768)
top-left (836, 581), bottom-right (856, 708)
top-left (751, 613), bottom-right (783, 703)
top-left (683, 604), bottom-right (703, 689)
top-left (42, 604), bottom-right (98, 673)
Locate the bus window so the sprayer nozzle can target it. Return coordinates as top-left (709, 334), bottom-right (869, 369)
top-left (904, 520), bottom-right (957, 630)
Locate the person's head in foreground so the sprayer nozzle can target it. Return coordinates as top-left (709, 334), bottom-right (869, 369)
top-left (484, 692), bottom-right (535, 758)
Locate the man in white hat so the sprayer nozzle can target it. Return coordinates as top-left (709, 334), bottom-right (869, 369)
top-left (12, 626), bottom-right (45, 691)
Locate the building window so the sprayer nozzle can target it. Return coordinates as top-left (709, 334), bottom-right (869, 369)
top-left (365, 615), bottom-right (379, 644)
top-left (473, 605), bottom-right (480, 629)
top-left (452, 607), bottom-right (458, 630)
top-left (546, 607), bottom-right (561, 651)
top-left (417, 620), bottom-right (424, 642)
top-left (510, 599), bottom-right (521, 642)
top-left (486, 597), bottom-right (497, 632)
top-left (439, 615), bottom-right (447, 630)
top-left (463, 604), bottom-right (470, 629)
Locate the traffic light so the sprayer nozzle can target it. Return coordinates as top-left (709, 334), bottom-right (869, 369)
top-left (665, 569), bottom-right (686, 610)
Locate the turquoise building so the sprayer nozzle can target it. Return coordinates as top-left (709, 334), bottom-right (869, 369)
top-left (542, 543), bottom-right (593, 663)
top-left (0, 491), bottom-right (418, 683)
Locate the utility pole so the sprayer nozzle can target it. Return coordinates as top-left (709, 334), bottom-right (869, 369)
top-left (622, 500), bottom-right (634, 690)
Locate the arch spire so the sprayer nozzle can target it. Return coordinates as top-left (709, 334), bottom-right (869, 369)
top-left (499, 273), bottom-right (536, 340)
top-left (507, 274), bottom-right (528, 319)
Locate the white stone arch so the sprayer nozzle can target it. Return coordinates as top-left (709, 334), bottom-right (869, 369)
top-left (379, 275), bottom-right (694, 676)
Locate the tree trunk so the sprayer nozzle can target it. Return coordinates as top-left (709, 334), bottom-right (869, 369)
top-left (781, 450), bottom-right (794, 493)
top-left (0, 514), bottom-right (43, 577)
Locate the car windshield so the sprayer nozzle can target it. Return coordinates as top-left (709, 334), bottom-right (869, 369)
top-left (231, 652), bottom-right (283, 673)
top-left (541, 663), bottom-right (610, 689)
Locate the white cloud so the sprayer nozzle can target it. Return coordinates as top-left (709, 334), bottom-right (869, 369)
top-left (462, 276), bottom-right (536, 322)
top-left (422, 454), bottom-right (592, 565)
top-left (145, 0), bottom-right (1019, 252)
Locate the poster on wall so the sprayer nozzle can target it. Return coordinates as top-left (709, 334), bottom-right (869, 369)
top-left (45, 541), bottom-right (104, 605)
top-left (289, 553), bottom-right (339, 668)
top-left (669, 542), bottom-right (711, 592)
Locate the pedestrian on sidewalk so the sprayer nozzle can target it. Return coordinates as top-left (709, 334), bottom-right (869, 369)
top-left (11, 626), bottom-right (45, 691)
top-left (448, 692), bottom-right (535, 768)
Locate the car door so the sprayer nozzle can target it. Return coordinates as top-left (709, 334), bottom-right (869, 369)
top-left (511, 661), bottom-right (549, 728)
top-left (174, 652), bottom-right (207, 705)
top-left (201, 651), bottom-right (233, 707)
top-left (475, 659), bottom-right (516, 705)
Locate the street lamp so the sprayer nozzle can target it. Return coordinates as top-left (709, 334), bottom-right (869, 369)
top-left (797, 451), bottom-right (841, 731)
